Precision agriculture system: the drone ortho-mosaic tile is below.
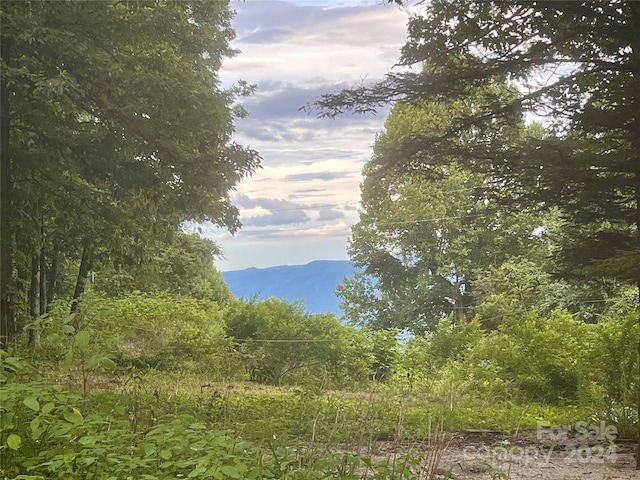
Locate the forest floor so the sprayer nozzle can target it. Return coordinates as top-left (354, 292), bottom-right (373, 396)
top-left (374, 432), bottom-right (638, 479)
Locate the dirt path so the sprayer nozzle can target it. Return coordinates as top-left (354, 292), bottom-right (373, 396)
top-left (437, 440), bottom-right (636, 479)
top-left (375, 433), bottom-right (638, 479)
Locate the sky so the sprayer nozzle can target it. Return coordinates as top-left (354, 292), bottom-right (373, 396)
top-left (204, 0), bottom-right (410, 271)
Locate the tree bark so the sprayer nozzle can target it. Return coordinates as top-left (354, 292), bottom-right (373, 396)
top-left (635, 169), bottom-right (640, 470)
top-left (28, 253), bottom-right (40, 345)
top-left (39, 240), bottom-right (47, 316)
top-left (634, 147), bottom-right (640, 470)
top-left (0, 36), bottom-right (13, 350)
top-left (628, 3), bottom-right (640, 468)
top-left (70, 243), bottom-right (91, 328)
top-left (46, 247), bottom-right (58, 313)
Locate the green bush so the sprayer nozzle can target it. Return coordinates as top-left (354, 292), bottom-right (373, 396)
top-left (225, 298), bottom-right (374, 388)
top-left (75, 292), bottom-right (228, 369)
top-left (468, 311), bottom-right (593, 403)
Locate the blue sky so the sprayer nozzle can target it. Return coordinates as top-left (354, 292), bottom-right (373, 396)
top-left (205, 0), bottom-right (409, 271)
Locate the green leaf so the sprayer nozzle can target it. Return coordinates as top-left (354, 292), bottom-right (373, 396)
top-left (75, 331), bottom-right (90, 351)
top-left (87, 354), bottom-right (101, 369)
top-left (30, 416), bottom-right (41, 432)
top-left (188, 466), bottom-right (206, 478)
top-left (62, 324), bottom-right (75, 334)
top-left (42, 402), bottom-right (55, 414)
top-left (63, 348), bottom-right (74, 369)
top-left (47, 332), bottom-right (61, 343)
top-left (7, 433), bottom-right (21, 450)
top-left (159, 449), bottom-right (172, 460)
top-left (100, 357), bottom-right (116, 371)
top-left (79, 436), bottom-right (96, 446)
top-left (143, 443), bottom-right (156, 457)
top-left (63, 449), bottom-right (76, 463)
top-left (63, 409), bottom-right (83, 424)
top-left (87, 355), bottom-right (117, 371)
top-left (221, 465), bottom-right (241, 478)
top-left (24, 396), bottom-right (40, 412)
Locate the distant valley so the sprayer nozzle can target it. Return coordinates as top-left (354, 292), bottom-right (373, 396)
top-left (221, 260), bottom-right (358, 317)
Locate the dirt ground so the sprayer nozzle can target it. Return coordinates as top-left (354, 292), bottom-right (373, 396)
top-left (376, 432), bottom-right (638, 479)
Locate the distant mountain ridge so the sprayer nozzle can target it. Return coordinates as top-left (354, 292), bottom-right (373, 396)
top-left (221, 260), bottom-right (357, 317)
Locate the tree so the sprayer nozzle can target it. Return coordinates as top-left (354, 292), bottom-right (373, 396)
top-left (312, 1), bottom-right (640, 465)
top-left (315, 0), bottom-right (640, 277)
top-left (311, 1), bottom-right (639, 279)
top-left (0, 0), bottom-right (260, 347)
top-left (95, 232), bottom-right (232, 304)
top-left (339, 99), bottom-right (546, 334)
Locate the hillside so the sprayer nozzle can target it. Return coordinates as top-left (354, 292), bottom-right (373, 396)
top-left (221, 260), bottom-right (357, 317)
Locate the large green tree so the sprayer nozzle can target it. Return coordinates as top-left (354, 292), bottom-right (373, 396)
top-left (0, 0), bottom-right (260, 347)
top-left (339, 97), bottom-right (548, 334)
top-left (95, 232), bottom-right (232, 304)
top-left (313, 0), bottom-right (640, 466)
top-left (313, 1), bottom-right (639, 281)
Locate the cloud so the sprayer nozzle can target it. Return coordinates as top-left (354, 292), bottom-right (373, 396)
top-left (243, 209), bottom-right (311, 227)
top-left (235, 193), bottom-right (350, 227)
top-left (231, 1), bottom-right (408, 49)
top-left (317, 208), bottom-right (345, 221)
top-left (242, 82), bottom-right (383, 121)
top-left (243, 84), bottom-right (342, 119)
top-left (285, 172), bottom-right (346, 182)
top-left (223, 2), bottom-right (408, 87)
top-left (235, 193), bottom-right (302, 211)
top-left (289, 188), bottom-right (323, 195)
top-left (234, 85), bottom-right (392, 150)
top-left (239, 121), bottom-right (317, 143)
top-left (231, 2), bottom-right (391, 40)
top-left (234, 193), bottom-right (311, 226)
top-left (237, 221), bottom-right (351, 239)
top-left (240, 28), bottom-right (294, 44)
top-left (233, 159), bottom-right (364, 222)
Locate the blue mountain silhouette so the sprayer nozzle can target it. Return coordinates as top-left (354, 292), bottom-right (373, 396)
top-left (221, 260), bottom-right (357, 317)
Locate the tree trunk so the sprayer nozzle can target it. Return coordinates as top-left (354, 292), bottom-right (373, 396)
top-left (46, 247), bottom-right (58, 313)
top-left (15, 267), bottom-right (28, 334)
top-left (70, 243), bottom-right (91, 328)
top-left (451, 278), bottom-right (472, 325)
top-left (629, 3), bottom-right (640, 467)
top-left (636, 279), bottom-right (640, 470)
top-left (28, 253), bottom-right (40, 345)
top-left (635, 165), bottom-right (640, 470)
top-left (39, 241), bottom-right (47, 316)
top-left (0, 36), bottom-right (13, 350)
